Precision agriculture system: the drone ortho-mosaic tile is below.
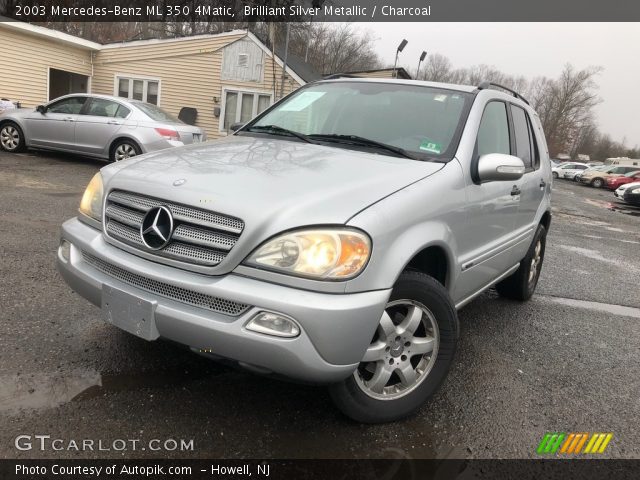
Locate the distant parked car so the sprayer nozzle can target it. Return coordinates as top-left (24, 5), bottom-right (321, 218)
top-left (573, 164), bottom-right (608, 182)
top-left (551, 162), bottom-right (589, 179)
top-left (622, 184), bottom-right (640, 206)
top-left (580, 165), bottom-right (640, 188)
top-left (0, 94), bottom-right (205, 161)
top-left (615, 181), bottom-right (640, 200)
top-left (606, 170), bottom-right (640, 190)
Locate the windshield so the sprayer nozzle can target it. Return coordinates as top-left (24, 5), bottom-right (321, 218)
top-left (247, 82), bottom-right (471, 159)
top-left (133, 102), bottom-right (182, 123)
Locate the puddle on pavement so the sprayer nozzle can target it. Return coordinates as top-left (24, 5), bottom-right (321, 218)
top-left (0, 367), bottom-right (215, 415)
top-left (538, 295), bottom-right (640, 319)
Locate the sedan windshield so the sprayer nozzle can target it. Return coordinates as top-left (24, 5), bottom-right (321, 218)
top-left (247, 82), bottom-right (471, 160)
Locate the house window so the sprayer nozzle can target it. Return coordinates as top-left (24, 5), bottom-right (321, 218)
top-left (116, 77), bottom-right (160, 105)
top-left (222, 90), bottom-right (272, 131)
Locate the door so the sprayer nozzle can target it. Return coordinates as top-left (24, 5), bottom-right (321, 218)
top-left (454, 101), bottom-right (522, 301)
top-left (511, 104), bottom-right (546, 234)
top-left (25, 96), bottom-right (87, 150)
top-left (74, 98), bottom-right (130, 156)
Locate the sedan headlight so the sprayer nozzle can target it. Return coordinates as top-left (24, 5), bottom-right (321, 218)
top-left (630, 189), bottom-right (640, 194)
top-left (246, 228), bottom-right (371, 280)
top-left (79, 173), bottom-right (104, 222)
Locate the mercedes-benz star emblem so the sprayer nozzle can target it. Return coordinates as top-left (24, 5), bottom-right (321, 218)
top-left (140, 206), bottom-right (174, 250)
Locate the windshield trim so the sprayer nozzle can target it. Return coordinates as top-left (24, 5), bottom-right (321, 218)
top-left (237, 80), bottom-right (475, 163)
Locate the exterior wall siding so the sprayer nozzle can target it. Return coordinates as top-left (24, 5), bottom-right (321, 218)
top-left (92, 33), bottom-right (303, 139)
top-left (0, 27), bottom-right (93, 107)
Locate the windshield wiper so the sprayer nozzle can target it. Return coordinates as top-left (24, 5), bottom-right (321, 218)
top-left (244, 125), bottom-right (317, 144)
top-left (308, 134), bottom-right (418, 160)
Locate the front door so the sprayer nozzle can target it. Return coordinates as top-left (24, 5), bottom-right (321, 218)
top-left (454, 100), bottom-right (522, 301)
top-left (25, 96), bottom-right (87, 150)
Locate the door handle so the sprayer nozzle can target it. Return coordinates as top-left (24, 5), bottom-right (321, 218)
top-left (510, 185), bottom-right (521, 196)
top-left (107, 120), bottom-right (122, 125)
top-left (64, 117), bottom-right (75, 122)
top-left (540, 179), bottom-right (546, 188)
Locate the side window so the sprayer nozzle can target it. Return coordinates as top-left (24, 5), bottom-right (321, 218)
top-left (47, 97), bottom-right (87, 114)
top-left (477, 102), bottom-right (510, 157)
top-left (84, 98), bottom-right (122, 118)
top-left (577, 165), bottom-right (588, 170)
top-left (115, 105), bottom-right (131, 119)
top-left (510, 105), bottom-right (532, 169)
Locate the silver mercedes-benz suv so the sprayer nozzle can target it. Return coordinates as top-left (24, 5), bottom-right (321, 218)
top-left (57, 78), bottom-right (552, 423)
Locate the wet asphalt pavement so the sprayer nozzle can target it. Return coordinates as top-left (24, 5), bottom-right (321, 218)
top-left (1, 151), bottom-right (639, 460)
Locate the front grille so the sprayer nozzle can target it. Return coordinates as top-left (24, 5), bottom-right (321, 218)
top-left (104, 190), bottom-right (244, 267)
top-left (82, 251), bottom-right (250, 316)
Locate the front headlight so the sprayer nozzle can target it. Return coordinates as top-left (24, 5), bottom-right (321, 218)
top-left (630, 189), bottom-right (640, 194)
top-left (246, 228), bottom-right (371, 280)
top-left (79, 173), bottom-right (104, 222)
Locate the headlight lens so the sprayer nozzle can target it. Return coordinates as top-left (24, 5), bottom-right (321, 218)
top-left (79, 173), bottom-right (104, 221)
top-left (246, 228), bottom-right (371, 280)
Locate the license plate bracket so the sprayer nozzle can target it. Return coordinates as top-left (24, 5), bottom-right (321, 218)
top-left (101, 285), bottom-right (159, 341)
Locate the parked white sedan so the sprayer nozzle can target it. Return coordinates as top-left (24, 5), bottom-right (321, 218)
top-left (551, 162), bottom-right (590, 179)
top-left (615, 181), bottom-right (640, 200)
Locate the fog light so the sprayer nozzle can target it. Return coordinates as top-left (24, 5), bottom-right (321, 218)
top-left (59, 239), bottom-right (72, 261)
top-left (245, 311), bottom-right (300, 338)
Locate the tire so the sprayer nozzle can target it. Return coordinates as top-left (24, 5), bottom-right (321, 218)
top-left (0, 121), bottom-right (26, 153)
top-left (329, 271), bottom-right (458, 423)
top-left (495, 224), bottom-right (547, 301)
top-left (110, 139), bottom-right (141, 162)
top-left (552, 172), bottom-right (559, 179)
top-left (591, 178), bottom-right (604, 188)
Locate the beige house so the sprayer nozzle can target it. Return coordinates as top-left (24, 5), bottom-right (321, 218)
top-left (0, 20), bottom-right (316, 138)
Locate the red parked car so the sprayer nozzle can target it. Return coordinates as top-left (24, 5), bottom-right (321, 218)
top-left (606, 170), bottom-right (640, 190)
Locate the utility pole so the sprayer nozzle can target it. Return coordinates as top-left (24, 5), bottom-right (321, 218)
top-left (279, 23), bottom-right (291, 99)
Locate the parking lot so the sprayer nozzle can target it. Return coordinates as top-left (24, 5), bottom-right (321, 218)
top-left (1, 150), bottom-right (639, 460)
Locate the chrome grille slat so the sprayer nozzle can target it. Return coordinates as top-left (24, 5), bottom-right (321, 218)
top-left (172, 224), bottom-right (236, 251)
top-left (106, 221), bottom-right (227, 266)
top-left (105, 204), bottom-right (144, 228)
top-left (104, 190), bottom-right (244, 269)
top-left (108, 190), bottom-right (244, 234)
top-left (81, 251), bottom-right (249, 316)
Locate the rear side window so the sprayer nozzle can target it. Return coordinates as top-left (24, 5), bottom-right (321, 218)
top-left (511, 106), bottom-right (532, 169)
top-left (477, 102), bottom-right (510, 156)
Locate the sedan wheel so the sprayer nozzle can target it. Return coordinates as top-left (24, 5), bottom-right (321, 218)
top-left (592, 178), bottom-right (604, 188)
top-left (114, 143), bottom-right (138, 161)
top-left (0, 124), bottom-right (22, 152)
top-left (354, 300), bottom-right (439, 400)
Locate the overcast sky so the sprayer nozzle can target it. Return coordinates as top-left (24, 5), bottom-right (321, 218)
top-left (367, 23), bottom-right (639, 147)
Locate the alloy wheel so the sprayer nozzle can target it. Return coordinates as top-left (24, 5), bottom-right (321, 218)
top-left (529, 239), bottom-right (542, 285)
top-left (0, 125), bottom-right (20, 151)
top-left (354, 300), bottom-right (439, 400)
top-left (114, 143), bottom-right (137, 161)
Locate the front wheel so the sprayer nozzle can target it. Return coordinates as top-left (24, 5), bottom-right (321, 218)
top-left (329, 271), bottom-right (458, 423)
top-left (0, 122), bottom-right (26, 153)
top-left (591, 178), bottom-right (604, 188)
top-left (496, 224), bottom-right (547, 301)
top-left (552, 171), bottom-right (559, 179)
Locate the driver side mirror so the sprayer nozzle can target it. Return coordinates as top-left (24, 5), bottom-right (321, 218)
top-left (477, 153), bottom-right (525, 183)
top-left (36, 105), bottom-right (46, 114)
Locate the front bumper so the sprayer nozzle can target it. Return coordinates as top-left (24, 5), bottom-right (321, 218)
top-left (57, 218), bottom-right (391, 384)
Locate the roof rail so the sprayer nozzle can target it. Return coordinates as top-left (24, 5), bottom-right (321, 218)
top-left (322, 73), bottom-right (359, 80)
top-left (477, 81), bottom-right (530, 105)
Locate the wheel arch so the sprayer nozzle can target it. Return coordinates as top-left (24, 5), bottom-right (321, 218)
top-left (108, 135), bottom-right (143, 157)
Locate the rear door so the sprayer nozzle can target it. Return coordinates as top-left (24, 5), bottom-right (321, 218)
top-left (74, 98), bottom-right (130, 156)
top-left (25, 96), bottom-right (87, 149)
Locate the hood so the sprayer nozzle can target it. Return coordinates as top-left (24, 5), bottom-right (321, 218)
top-left (103, 135), bottom-right (442, 258)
